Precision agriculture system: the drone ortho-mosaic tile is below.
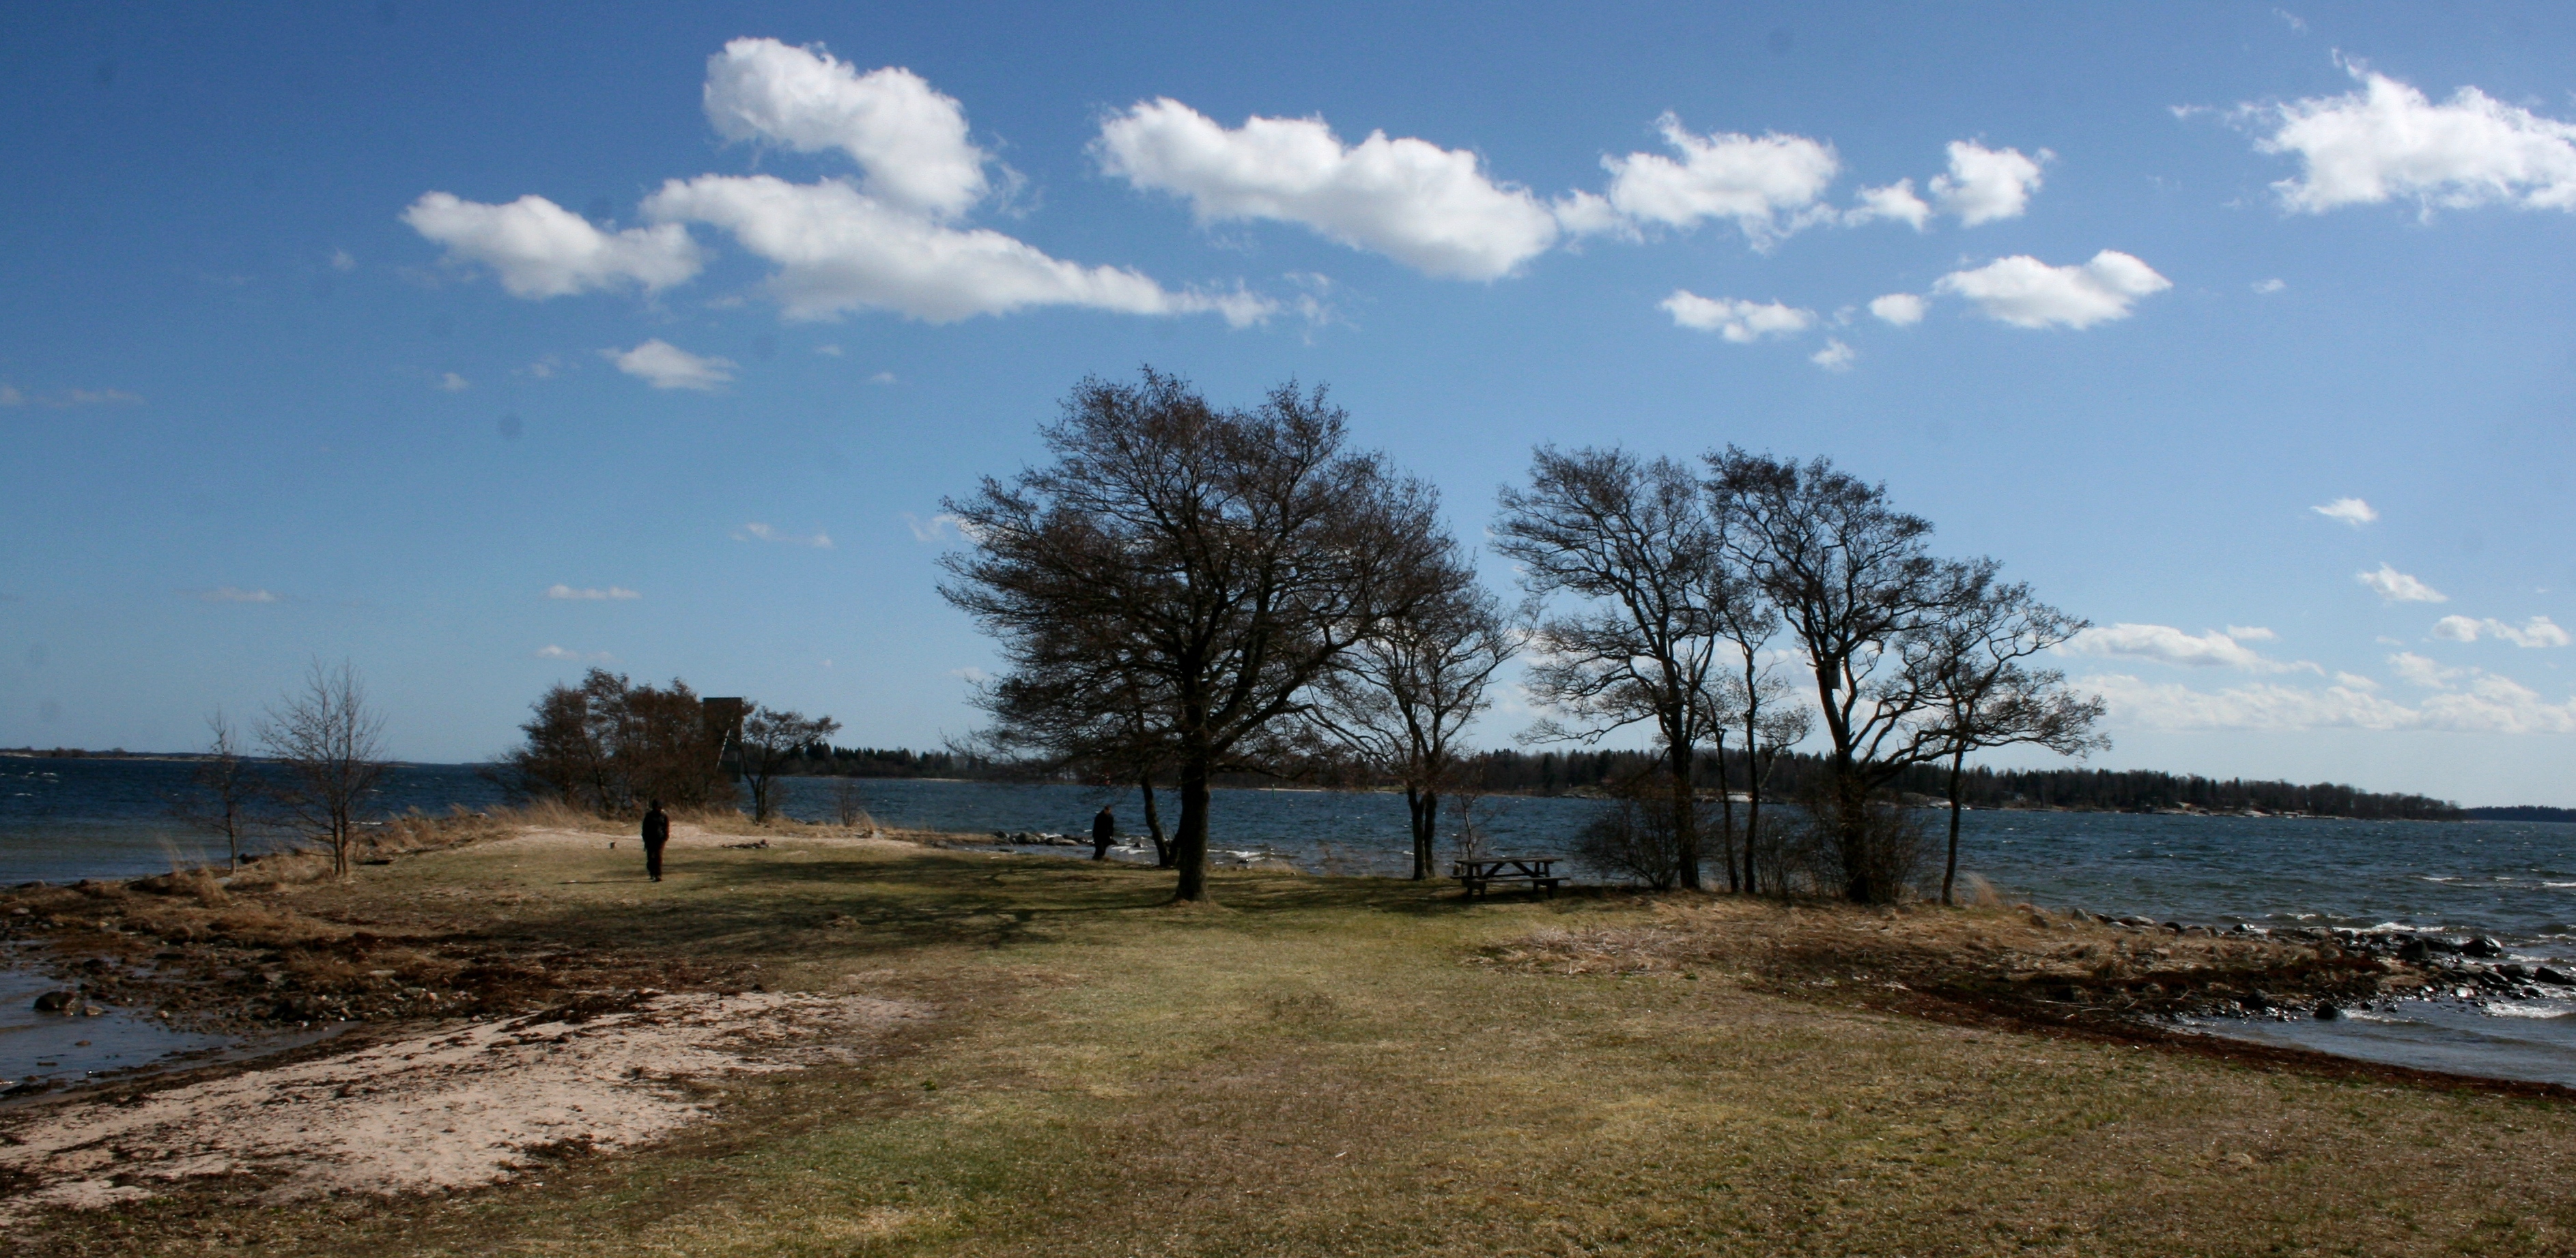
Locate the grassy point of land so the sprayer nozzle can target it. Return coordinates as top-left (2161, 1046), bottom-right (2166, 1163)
top-left (6, 821), bottom-right (2575, 1256)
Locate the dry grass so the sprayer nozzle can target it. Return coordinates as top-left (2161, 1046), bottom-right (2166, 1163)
top-left (8, 839), bottom-right (2575, 1256)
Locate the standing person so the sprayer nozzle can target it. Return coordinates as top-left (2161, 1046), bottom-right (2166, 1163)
top-left (1090, 804), bottom-right (1116, 861)
top-left (642, 799), bottom-right (670, 882)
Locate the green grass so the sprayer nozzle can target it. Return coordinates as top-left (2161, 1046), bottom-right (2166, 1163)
top-left (24, 837), bottom-right (2576, 1256)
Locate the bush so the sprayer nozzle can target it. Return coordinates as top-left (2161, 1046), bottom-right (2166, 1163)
top-left (1572, 770), bottom-right (1695, 890)
top-left (1799, 781), bottom-right (1929, 904)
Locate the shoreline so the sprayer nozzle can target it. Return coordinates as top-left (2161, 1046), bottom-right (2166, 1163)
top-left (3, 817), bottom-right (2565, 1100)
top-left (5, 811), bottom-right (2576, 1253)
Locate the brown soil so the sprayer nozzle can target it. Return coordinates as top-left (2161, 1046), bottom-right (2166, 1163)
top-left (1482, 895), bottom-right (2576, 1092)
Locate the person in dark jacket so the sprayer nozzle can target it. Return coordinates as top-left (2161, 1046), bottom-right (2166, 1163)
top-left (1091, 805), bottom-right (1116, 861)
top-left (642, 799), bottom-right (670, 882)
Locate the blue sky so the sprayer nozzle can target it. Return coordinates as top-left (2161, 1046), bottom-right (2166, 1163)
top-left (4, 3), bottom-right (2575, 804)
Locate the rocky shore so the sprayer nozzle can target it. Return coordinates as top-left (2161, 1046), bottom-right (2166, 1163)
top-left (1490, 896), bottom-right (2566, 1064)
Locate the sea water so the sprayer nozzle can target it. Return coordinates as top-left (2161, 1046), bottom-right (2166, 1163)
top-left (7, 755), bottom-right (2575, 1085)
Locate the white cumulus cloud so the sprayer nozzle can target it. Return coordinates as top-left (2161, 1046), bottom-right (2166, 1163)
top-left (1867, 292), bottom-right (1925, 326)
top-left (1933, 250), bottom-right (2171, 329)
top-left (1094, 99), bottom-right (1561, 280)
top-left (1598, 115), bottom-right (1840, 249)
top-left (2224, 625), bottom-right (2278, 641)
top-left (546, 584), bottom-right (640, 601)
top-left (2310, 497), bottom-right (2377, 526)
top-left (1660, 292), bottom-right (1815, 342)
top-left (1845, 179), bottom-right (1930, 229)
top-left (2251, 68), bottom-right (2576, 214)
top-left (2431, 615), bottom-right (2570, 647)
top-left (1929, 141), bottom-right (2047, 225)
top-left (734, 522), bottom-right (833, 549)
top-left (534, 645), bottom-right (616, 662)
top-left (414, 44), bottom-right (1262, 329)
top-left (2066, 623), bottom-right (2287, 670)
top-left (438, 372), bottom-right (470, 392)
top-left (2390, 651), bottom-right (2463, 688)
top-left (702, 38), bottom-right (990, 219)
top-left (2091, 657), bottom-right (2576, 733)
top-left (2084, 673), bottom-right (2416, 732)
top-left (1810, 339), bottom-right (1855, 371)
top-left (608, 339), bottom-right (735, 391)
top-left (401, 192), bottom-right (704, 298)
top-left (644, 173), bottom-right (1268, 324)
top-left (2358, 563), bottom-right (2446, 604)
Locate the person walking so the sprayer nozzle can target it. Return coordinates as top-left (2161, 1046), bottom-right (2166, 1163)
top-left (642, 799), bottom-right (670, 882)
top-left (1090, 804), bottom-right (1116, 861)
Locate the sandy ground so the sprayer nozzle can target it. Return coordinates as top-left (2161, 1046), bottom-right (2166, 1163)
top-left (491, 821), bottom-right (921, 854)
top-left (0, 990), bottom-right (924, 1223)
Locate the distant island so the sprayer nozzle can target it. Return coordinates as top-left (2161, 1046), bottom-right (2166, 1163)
top-left (753, 744), bottom-right (2493, 822)
top-left (14, 744), bottom-right (2563, 824)
top-left (2461, 805), bottom-right (2576, 824)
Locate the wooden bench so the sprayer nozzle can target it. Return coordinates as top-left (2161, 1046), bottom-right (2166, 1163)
top-left (1453, 856), bottom-right (1563, 899)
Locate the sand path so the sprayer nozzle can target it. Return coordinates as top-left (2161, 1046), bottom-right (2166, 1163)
top-left (0, 990), bottom-right (924, 1222)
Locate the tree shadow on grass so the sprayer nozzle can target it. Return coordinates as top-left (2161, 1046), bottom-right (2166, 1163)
top-left (475, 848), bottom-right (1553, 964)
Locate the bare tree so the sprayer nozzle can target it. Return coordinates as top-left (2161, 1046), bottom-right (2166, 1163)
top-left (261, 659), bottom-right (389, 878)
top-left (1711, 667), bottom-right (1813, 895)
top-left (503, 669), bottom-right (735, 815)
top-left (942, 369), bottom-right (1452, 902)
top-left (169, 710), bottom-right (266, 870)
top-left (737, 706), bottom-right (843, 822)
top-left (1308, 570), bottom-right (1514, 880)
top-left (1686, 550), bottom-right (1817, 895)
top-left (1916, 570), bottom-right (2107, 904)
top-left (1495, 447), bottom-right (1731, 891)
top-left (1706, 449), bottom-right (1964, 903)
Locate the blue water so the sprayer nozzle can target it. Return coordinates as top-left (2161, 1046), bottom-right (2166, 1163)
top-left (0, 755), bottom-right (509, 883)
top-left (10, 755), bottom-right (2576, 1085)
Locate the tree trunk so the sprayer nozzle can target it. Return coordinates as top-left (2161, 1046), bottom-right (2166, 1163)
top-left (1742, 658), bottom-right (1763, 896)
top-left (1830, 756), bottom-right (1873, 904)
top-left (1712, 734), bottom-right (1737, 893)
top-left (1417, 791), bottom-right (1442, 880)
top-left (1942, 746), bottom-right (1966, 907)
top-left (1666, 738), bottom-right (1700, 891)
top-left (1173, 761), bottom-right (1213, 902)
top-left (1138, 774), bottom-right (1171, 868)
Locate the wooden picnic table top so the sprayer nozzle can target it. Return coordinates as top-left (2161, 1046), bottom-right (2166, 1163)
top-left (1450, 855), bottom-right (1563, 876)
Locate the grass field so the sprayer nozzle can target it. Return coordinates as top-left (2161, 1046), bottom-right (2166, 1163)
top-left (14, 830), bottom-right (2576, 1256)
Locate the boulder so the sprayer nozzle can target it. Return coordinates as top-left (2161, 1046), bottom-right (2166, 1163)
top-left (2463, 936), bottom-right (2506, 958)
top-left (2396, 938), bottom-right (2433, 962)
top-left (2314, 1001), bottom-right (2342, 1021)
top-left (2535, 966), bottom-right (2573, 986)
top-left (31, 990), bottom-right (79, 1014)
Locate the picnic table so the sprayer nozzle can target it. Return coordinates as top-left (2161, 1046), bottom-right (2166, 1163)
top-left (1452, 855), bottom-right (1563, 899)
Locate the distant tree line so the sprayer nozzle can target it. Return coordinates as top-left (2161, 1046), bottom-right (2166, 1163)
top-left (762, 745), bottom-right (1006, 779)
top-left (2462, 805), bottom-right (2576, 824)
top-left (741, 740), bottom-right (2464, 822)
top-left (1459, 749), bottom-right (2461, 820)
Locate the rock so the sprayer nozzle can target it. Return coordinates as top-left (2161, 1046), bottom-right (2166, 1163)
top-left (2314, 1001), bottom-right (2342, 1021)
top-left (2535, 966), bottom-right (2573, 986)
top-left (31, 990), bottom-right (78, 1013)
top-left (2463, 936), bottom-right (2506, 958)
top-left (2500, 963), bottom-right (2530, 981)
top-left (2397, 938), bottom-right (2433, 962)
